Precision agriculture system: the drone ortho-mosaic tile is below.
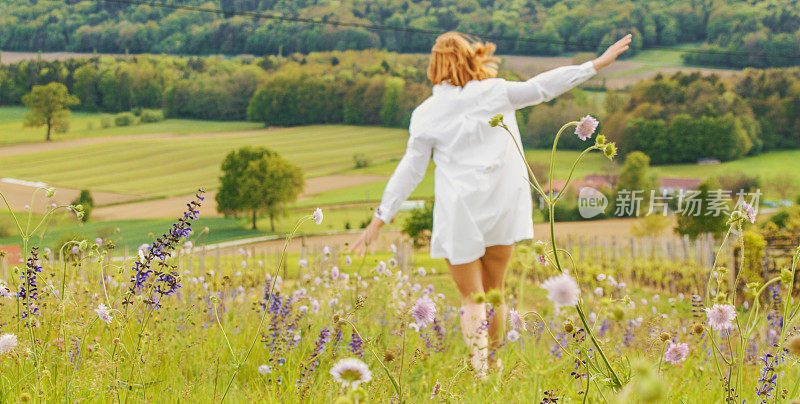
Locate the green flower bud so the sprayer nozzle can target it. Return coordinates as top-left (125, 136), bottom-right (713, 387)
top-left (603, 143), bottom-right (617, 159)
top-left (636, 375), bottom-right (664, 403)
top-left (532, 240), bottom-right (547, 255)
top-left (781, 268), bottom-right (793, 286)
top-left (595, 134), bottom-right (606, 146)
top-left (659, 332), bottom-right (670, 342)
top-left (744, 282), bottom-right (761, 298)
top-left (789, 334), bottom-right (800, 356)
top-left (563, 321), bottom-right (574, 334)
top-left (611, 305), bottom-right (625, 321)
top-left (472, 292), bottom-right (486, 304)
top-left (45, 188), bottom-right (55, 198)
top-left (489, 114), bottom-right (504, 127)
top-left (486, 289), bottom-right (504, 306)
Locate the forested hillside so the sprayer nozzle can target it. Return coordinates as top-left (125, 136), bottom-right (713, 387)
top-left (1, 0), bottom-right (799, 68)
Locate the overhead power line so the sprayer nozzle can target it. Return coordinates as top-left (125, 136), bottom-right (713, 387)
top-left (97, 0), bottom-right (800, 61)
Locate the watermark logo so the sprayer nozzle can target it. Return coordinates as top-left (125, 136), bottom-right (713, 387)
top-left (578, 187), bottom-right (608, 219)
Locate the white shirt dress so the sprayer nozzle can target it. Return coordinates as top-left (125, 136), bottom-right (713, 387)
top-left (376, 61), bottom-right (598, 265)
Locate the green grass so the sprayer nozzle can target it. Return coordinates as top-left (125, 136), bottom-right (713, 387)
top-left (0, 205), bottom-right (410, 253)
top-left (299, 149), bottom-right (614, 206)
top-left (0, 106), bottom-right (264, 145)
top-left (0, 124), bottom-right (409, 197)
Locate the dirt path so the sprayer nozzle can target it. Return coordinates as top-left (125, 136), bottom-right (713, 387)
top-left (0, 180), bottom-right (140, 214)
top-left (91, 173), bottom-right (388, 220)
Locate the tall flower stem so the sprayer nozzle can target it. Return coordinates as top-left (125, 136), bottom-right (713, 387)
top-left (494, 114), bottom-right (622, 390)
top-left (774, 246), bottom-right (799, 404)
top-left (219, 215), bottom-right (314, 402)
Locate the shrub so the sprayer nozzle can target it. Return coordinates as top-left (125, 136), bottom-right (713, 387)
top-left (353, 153), bottom-right (371, 168)
top-left (140, 109), bottom-right (164, 123)
top-left (114, 112), bottom-right (137, 126)
top-left (402, 202), bottom-right (433, 247)
top-left (71, 189), bottom-right (94, 223)
top-left (100, 116), bottom-right (112, 128)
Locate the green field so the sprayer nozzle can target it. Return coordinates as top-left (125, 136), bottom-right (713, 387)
top-left (0, 205), bottom-right (411, 252)
top-left (0, 123), bottom-right (409, 197)
top-left (0, 106), bottom-right (264, 145)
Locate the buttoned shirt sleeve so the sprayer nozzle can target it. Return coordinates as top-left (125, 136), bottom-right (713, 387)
top-left (375, 132), bottom-right (433, 223)
top-left (505, 61), bottom-right (598, 109)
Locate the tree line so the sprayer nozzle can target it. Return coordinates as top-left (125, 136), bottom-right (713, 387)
top-left (1, 0), bottom-right (799, 68)
top-left (2, 51), bottom-right (799, 164)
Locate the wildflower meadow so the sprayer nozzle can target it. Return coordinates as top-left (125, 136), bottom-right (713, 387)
top-left (1, 115), bottom-right (799, 403)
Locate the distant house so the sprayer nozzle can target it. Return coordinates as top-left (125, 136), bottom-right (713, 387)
top-left (659, 178), bottom-right (703, 196)
top-left (697, 158), bottom-right (720, 165)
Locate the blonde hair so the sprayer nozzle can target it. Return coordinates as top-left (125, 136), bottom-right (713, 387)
top-left (427, 31), bottom-right (500, 87)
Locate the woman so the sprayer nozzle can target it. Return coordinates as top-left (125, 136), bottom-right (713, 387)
top-left (351, 31), bottom-right (631, 376)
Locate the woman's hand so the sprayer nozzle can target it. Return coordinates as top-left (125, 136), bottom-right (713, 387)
top-left (350, 216), bottom-right (384, 256)
top-left (593, 34), bottom-right (632, 71)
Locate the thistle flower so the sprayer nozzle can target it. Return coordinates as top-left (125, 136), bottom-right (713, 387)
top-left (331, 266), bottom-right (340, 281)
top-left (345, 255), bottom-right (352, 266)
top-left (742, 201), bottom-right (756, 223)
top-left (412, 296), bottom-right (437, 328)
top-left (663, 342), bottom-right (690, 364)
top-left (506, 329), bottom-right (520, 342)
top-left (594, 287), bottom-right (604, 297)
top-left (536, 254), bottom-right (548, 266)
top-left (431, 380), bottom-right (442, 399)
top-left (417, 267), bottom-right (426, 276)
top-left (258, 364), bottom-right (272, 375)
top-left (705, 304), bottom-right (736, 331)
top-left (541, 273), bottom-right (580, 308)
top-left (0, 281), bottom-right (13, 299)
top-left (0, 333), bottom-right (18, 354)
top-left (94, 303), bottom-right (113, 324)
top-left (329, 357), bottom-right (372, 389)
top-left (313, 208), bottom-right (323, 225)
top-left (575, 115), bottom-right (599, 141)
top-left (508, 308), bottom-right (527, 332)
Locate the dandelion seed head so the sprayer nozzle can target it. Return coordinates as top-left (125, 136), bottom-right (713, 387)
top-left (0, 333), bottom-right (18, 354)
top-left (540, 273), bottom-right (580, 308)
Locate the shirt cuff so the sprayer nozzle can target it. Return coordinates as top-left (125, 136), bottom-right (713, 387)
top-left (375, 206), bottom-right (392, 224)
top-left (580, 60), bottom-right (598, 76)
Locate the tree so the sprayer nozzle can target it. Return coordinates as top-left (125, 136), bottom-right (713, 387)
top-left (22, 82), bottom-right (79, 141)
top-left (612, 151), bottom-right (656, 217)
top-left (674, 177), bottom-right (729, 238)
top-left (71, 189), bottom-right (94, 223)
top-left (215, 147), bottom-right (304, 231)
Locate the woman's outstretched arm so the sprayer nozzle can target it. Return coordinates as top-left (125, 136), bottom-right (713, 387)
top-left (351, 133), bottom-right (433, 255)
top-left (506, 34), bottom-right (632, 110)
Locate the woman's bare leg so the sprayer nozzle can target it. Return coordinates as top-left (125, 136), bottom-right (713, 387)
top-left (447, 258), bottom-right (488, 377)
top-left (480, 244), bottom-right (514, 365)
